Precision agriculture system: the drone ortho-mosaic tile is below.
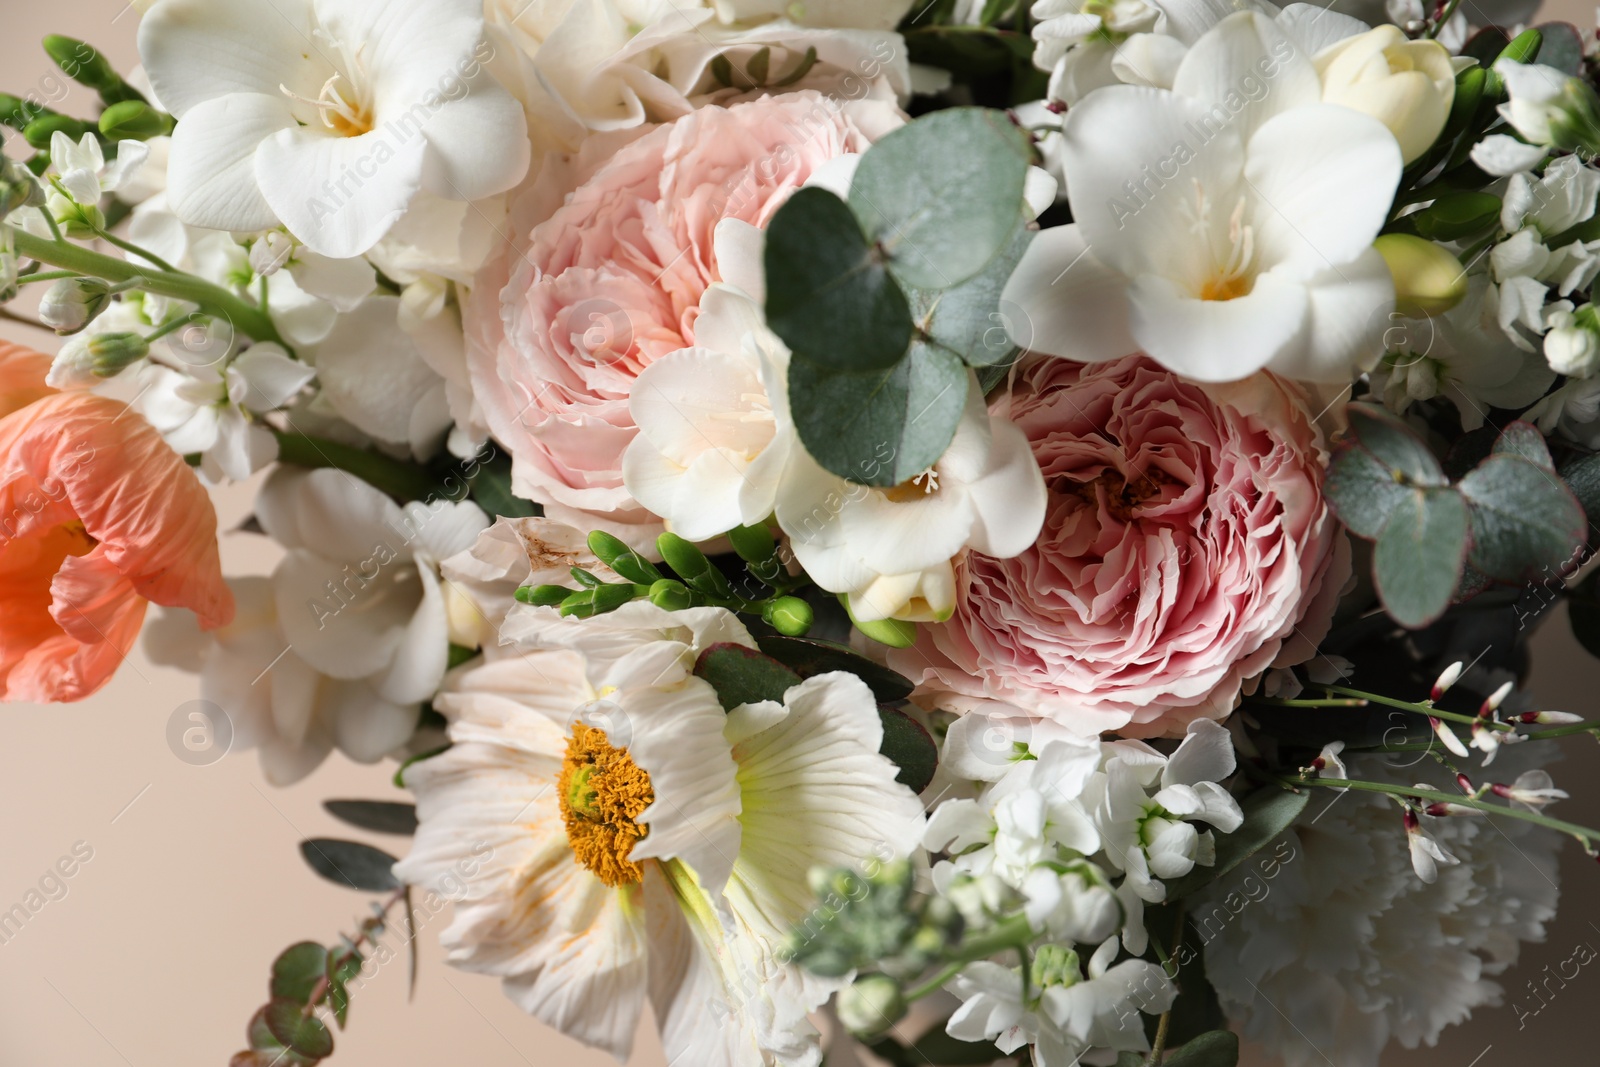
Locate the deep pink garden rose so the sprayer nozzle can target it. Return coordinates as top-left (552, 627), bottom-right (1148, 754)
top-left (465, 90), bottom-right (901, 546)
top-left (891, 354), bottom-right (1350, 738)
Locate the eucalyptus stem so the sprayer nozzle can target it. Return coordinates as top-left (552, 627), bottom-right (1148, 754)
top-left (272, 431), bottom-right (442, 502)
top-left (903, 960), bottom-right (964, 1002)
top-left (1278, 775), bottom-right (1600, 844)
top-left (9, 227), bottom-right (288, 349)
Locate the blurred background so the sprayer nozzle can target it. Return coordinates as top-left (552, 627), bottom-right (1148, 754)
top-left (1, 2), bottom-right (1597, 1064)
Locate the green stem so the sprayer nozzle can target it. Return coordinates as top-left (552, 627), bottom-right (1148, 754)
top-left (272, 432), bottom-right (442, 503)
top-left (904, 960), bottom-right (964, 1002)
top-left (93, 227), bottom-right (179, 273)
top-left (1321, 684), bottom-right (1512, 732)
top-left (1427, 0), bottom-right (1463, 37)
top-left (1256, 696), bottom-right (1370, 708)
top-left (10, 227), bottom-right (287, 350)
top-left (1279, 775), bottom-right (1600, 844)
top-left (15, 269), bottom-right (80, 285)
top-left (947, 913), bottom-right (1034, 964)
top-left (1525, 721), bottom-right (1600, 742)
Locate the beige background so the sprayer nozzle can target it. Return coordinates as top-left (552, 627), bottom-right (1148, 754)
top-left (1, 2), bottom-right (1598, 1064)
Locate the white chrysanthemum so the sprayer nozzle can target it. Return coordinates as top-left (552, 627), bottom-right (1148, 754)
top-left (393, 599), bottom-right (924, 1066)
top-left (1199, 748), bottom-right (1563, 1067)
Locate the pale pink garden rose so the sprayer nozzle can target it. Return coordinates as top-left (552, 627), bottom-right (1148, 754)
top-left (891, 354), bottom-right (1350, 739)
top-left (465, 90), bottom-right (902, 548)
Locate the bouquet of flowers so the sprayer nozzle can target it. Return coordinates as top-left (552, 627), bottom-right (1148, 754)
top-left (7, 0), bottom-right (1600, 1063)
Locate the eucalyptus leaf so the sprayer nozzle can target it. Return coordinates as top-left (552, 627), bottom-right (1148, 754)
top-left (468, 452), bottom-right (540, 518)
top-left (1559, 451), bottom-right (1600, 533)
top-left (1345, 404), bottom-right (1448, 487)
top-left (1164, 1030), bottom-right (1240, 1067)
top-left (299, 839), bottom-right (401, 893)
top-left (323, 800), bottom-right (418, 836)
top-left (849, 108), bottom-right (1030, 291)
top-left (1458, 453), bottom-right (1586, 581)
top-left (754, 635), bottom-right (915, 702)
top-left (764, 186), bottom-right (912, 372)
top-left (1569, 569), bottom-right (1600, 658)
top-left (787, 345), bottom-right (969, 487)
top-left (905, 227), bottom-right (1033, 367)
top-left (264, 998), bottom-right (334, 1059)
top-left (1374, 487), bottom-right (1470, 628)
top-left (1324, 439), bottom-right (1413, 540)
top-left (694, 643), bottom-right (803, 711)
top-left (1491, 420), bottom-right (1554, 471)
top-left (270, 942), bottom-right (329, 1004)
top-left (1162, 787), bottom-right (1309, 900)
top-left (878, 706), bottom-right (938, 793)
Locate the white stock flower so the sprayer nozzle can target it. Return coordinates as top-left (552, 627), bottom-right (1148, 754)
top-left (256, 467), bottom-right (489, 729)
top-left (392, 601), bottom-right (924, 1066)
top-left (133, 343), bottom-right (316, 482)
top-left (1543, 303), bottom-right (1600, 378)
top-left (1494, 59), bottom-right (1576, 146)
top-left (775, 380), bottom-right (1046, 623)
top-left (623, 220), bottom-right (796, 542)
top-left (1200, 748), bottom-right (1562, 1067)
top-left (1085, 721), bottom-right (1243, 903)
top-left (138, 0), bottom-right (531, 258)
top-left (1004, 12), bottom-right (1402, 384)
top-left (48, 131), bottom-right (149, 208)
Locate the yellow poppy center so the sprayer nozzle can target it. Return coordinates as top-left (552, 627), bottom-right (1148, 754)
top-left (60, 520), bottom-right (98, 557)
top-left (558, 722), bottom-right (654, 887)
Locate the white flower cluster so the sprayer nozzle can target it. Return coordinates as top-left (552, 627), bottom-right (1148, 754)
top-left (924, 717), bottom-right (1243, 1063)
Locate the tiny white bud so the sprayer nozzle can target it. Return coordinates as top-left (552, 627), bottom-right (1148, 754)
top-left (249, 231), bottom-right (294, 277)
top-left (1481, 680), bottom-right (1515, 715)
top-left (1430, 661), bottom-right (1465, 701)
top-left (38, 278), bottom-right (112, 334)
top-left (1430, 717), bottom-right (1471, 758)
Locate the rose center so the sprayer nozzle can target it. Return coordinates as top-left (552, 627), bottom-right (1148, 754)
top-left (1057, 468), bottom-right (1164, 521)
top-left (558, 722), bottom-right (654, 887)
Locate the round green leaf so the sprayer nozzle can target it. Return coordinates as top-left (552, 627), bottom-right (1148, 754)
top-left (1458, 453), bottom-right (1587, 582)
top-left (693, 643), bottom-right (803, 711)
top-left (270, 942), bottom-right (329, 1004)
top-left (877, 706), bottom-right (937, 794)
top-left (1409, 191), bottom-right (1501, 241)
top-left (764, 186), bottom-right (912, 372)
top-left (787, 345), bottom-right (969, 487)
top-left (904, 227), bottom-right (1033, 368)
top-left (263, 998), bottom-right (334, 1059)
top-left (849, 108), bottom-right (1030, 290)
top-left (1374, 486), bottom-right (1470, 629)
top-left (1491, 420), bottom-right (1554, 471)
top-left (754, 635), bottom-right (915, 702)
top-left (1345, 404), bottom-right (1448, 487)
top-left (322, 800), bottom-right (418, 836)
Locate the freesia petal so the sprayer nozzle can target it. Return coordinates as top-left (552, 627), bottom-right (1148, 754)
top-left (1267, 247), bottom-right (1395, 382)
top-left (312, 296), bottom-right (450, 445)
top-left (1279, 4), bottom-right (1369, 54)
top-left (256, 127), bottom-right (427, 259)
top-left (1127, 270), bottom-right (1308, 381)
top-left (1171, 12), bottom-right (1322, 139)
top-left (1244, 105), bottom-right (1401, 273)
top-left (272, 548), bottom-right (415, 680)
top-left (166, 94), bottom-right (296, 232)
top-left (1000, 225), bottom-right (1137, 363)
top-left (138, 0), bottom-right (322, 117)
top-left (328, 679), bottom-right (419, 761)
top-left (419, 75), bottom-right (531, 201)
top-left (373, 563), bottom-right (449, 704)
top-left (964, 417), bottom-right (1046, 560)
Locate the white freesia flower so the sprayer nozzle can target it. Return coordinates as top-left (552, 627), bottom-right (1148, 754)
top-left (775, 378), bottom-right (1046, 623)
top-left (713, 0), bottom-right (914, 28)
top-left (308, 295), bottom-right (455, 456)
top-left (143, 577), bottom-right (430, 784)
top-left (1315, 25), bottom-right (1455, 164)
top-left (623, 220), bottom-right (795, 541)
top-left (1470, 133), bottom-right (1550, 177)
top-left (1005, 12), bottom-right (1402, 383)
top-left (133, 344), bottom-right (316, 482)
top-left (1200, 747), bottom-right (1561, 1067)
top-left (392, 600), bottom-right (924, 1066)
top-left (256, 467), bottom-right (489, 722)
top-left (137, 0), bottom-right (531, 258)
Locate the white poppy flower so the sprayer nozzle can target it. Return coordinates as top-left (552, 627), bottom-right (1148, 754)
top-left (775, 377), bottom-right (1046, 623)
top-left (133, 343), bottom-right (317, 482)
top-left (143, 576), bottom-right (428, 783)
top-left (1004, 12), bottom-right (1402, 384)
top-left (256, 467), bottom-right (489, 710)
top-left (137, 0), bottom-right (531, 258)
top-left (393, 601), bottom-right (924, 1065)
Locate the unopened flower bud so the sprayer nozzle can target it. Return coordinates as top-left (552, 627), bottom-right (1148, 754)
top-left (763, 595), bottom-right (813, 636)
top-left (1456, 772), bottom-right (1474, 795)
top-left (1317, 26), bottom-right (1455, 164)
top-left (1429, 716), bottom-right (1470, 758)
top-left (1516, 710), bottom-right (1583, 725)
top-left (1430, 661), bottom-right (1464, 702)
top-left (1544, 304), bottom-right (1600, 378)
top-left (1493, 59), bottom-right (1600, 153)
top-left (0, 155), bottom-right (42, 219)
top-left (1374, 234), bottom-right (1467, 318)
top-left (648, 578), bottom-right (693, 611)
top-left (38, 277), bottom-right (112, 334)
top-left (514, 584), bottom-right (571, 607)
top-left (1479, 681), bottom-right (1514, 716)
top-left (1030, 944), bottom-right (1082, 990)
top-left (85, 331), bottom-right (149, 375)
top-left (45, 187), bottom-right (104, 238)
top-left (249, 231), bottom-right (295, 277)
top-left (97, 100), bottom-right (169, 142)
top-left (836, 975), bottom-right (906, 1039)
top-left (1425, 802), bottom-right (1485, 817)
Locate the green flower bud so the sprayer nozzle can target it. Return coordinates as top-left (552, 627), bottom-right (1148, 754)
top-left (1030, 944), bottom-right (1082, 990)
top-left (98, 100), bottom-right (171, 142)
top-left (38, 277), bottom-right (112, 334)
top-left (22, 113), bottom-right (91, 151)
top-left (514, 584), bottom-right (572, 607)
top-left (43, 36), bottom-right (142, 104)
top-left (726, 522), bottom-right (777, 565)
top-left (836, 975), bottom-right (906, 1039)
top-left (1373, 234), bottom-right (1466, 319)
top-left (587, 529), bottom-right (663, 585)
top-left (649, 578), bottom-right (694, 611)
top-left (0, 155), bottom-right (42, 218)
top-left (46, 188), bottom-right (105, 238)
top-left (657, 531), bottom-right (733, 596)
top-left (762, 596), bottom-right (813, 636)
top-left (85, 331), bottom-right (149, 377)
